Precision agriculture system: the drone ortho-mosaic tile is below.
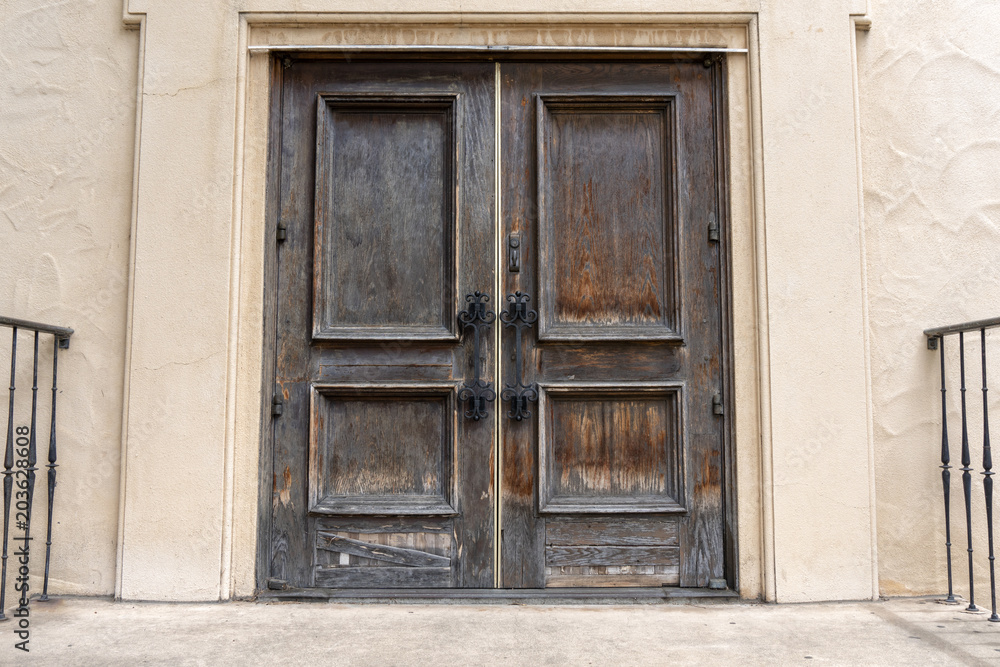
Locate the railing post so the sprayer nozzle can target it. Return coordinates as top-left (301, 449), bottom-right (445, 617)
top-left (981, 328), bottom-right (999, 622)
top-left (939, 336), bottom-right (957, 603)
top-left (959, 332), bottom-right (979, 611)
top-left (39, 338), bottom-right (59, 601)
top-left (0, 328), bottom-right (15, 620)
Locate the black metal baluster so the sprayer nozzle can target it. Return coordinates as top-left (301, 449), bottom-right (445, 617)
top-left (500, 292), bottom-right (538, 421)
top-left (17, 333), bottom-right (40, 613)
top-left (458, 292), bottom-right (496, 421)
top-left (960, 332), bottom-right (979, 611)
top-left (940, 336), bottom-right (957, 603)
top-left (981, 328), bottom-right (999, 622)
top-left (0, 328), bottom-right (16, 620)
top-left (39, 337), bottom-right (58, 602)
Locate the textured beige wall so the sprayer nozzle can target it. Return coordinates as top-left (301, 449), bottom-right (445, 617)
top-left (0, 2), bottom-right (137, 595)
top-left (860, 0), bottom-right (1000, 598)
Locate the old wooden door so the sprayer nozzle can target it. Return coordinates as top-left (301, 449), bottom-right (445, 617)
top-left (266, 57), bottom-right (728, 591)
top-left (269, 62), bottom-right (497, 590)
top-left (498, 62), bottom-right (728, 589)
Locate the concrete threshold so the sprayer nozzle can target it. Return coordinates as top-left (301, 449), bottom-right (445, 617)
top-left (3, 595), bottom-right (998, 665)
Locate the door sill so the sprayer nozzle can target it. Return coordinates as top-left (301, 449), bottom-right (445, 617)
top-left (257, 587), bottom-right (740, 604)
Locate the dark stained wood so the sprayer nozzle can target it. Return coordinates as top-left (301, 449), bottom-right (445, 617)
top-left (265, 56), bottom-right (731, 594)
top-left (536, 95), bottom-right (679, 341)
top-left (538, 385), bottom-right (683, 514)
top-left (313, 94), bottom-right (458, 341)
top-left (540, 345), bottom-right (681, 379)
top-left (310, 497), bottom-right (458, 516)
top-left (546, 546), bottom-right (680, 567)
top-left (314, 566), bottom-right (452, 588)
top-left (711, 57), bottom-right (740, 592)
top-left (315, 517), bottom-right (453, 534)
top-left (308, 386), bottom-right (454, 514)
top-left (545, 517), bottom-right (679, 546)
top-left (545, 570), bottom-right (679, 588)
top-left (268, 60), bottom-right (495, 590)
top-left (317, 347), bottom-right (455, 383)
top-left (317, 532), bottom-right (451, 567)
top-left (500, 60), bottom-right (727, 589)
top-left (257, 55), bottom-right (283, 592)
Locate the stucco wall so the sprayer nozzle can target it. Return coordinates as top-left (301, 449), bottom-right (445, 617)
top-left (0, 1), bottom-right (137, 595)
top-left (860, 0), bottom-right (1000, 597)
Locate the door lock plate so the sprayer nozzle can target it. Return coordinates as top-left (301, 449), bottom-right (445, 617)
top-left (508, 232), bottom-right (521, 273)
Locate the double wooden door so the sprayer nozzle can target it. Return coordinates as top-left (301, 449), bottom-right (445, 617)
top-left (267, 58), bottom-right (729, 591)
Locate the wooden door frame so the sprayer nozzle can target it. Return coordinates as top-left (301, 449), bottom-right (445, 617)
top-left (255, 50), bottom-right (737, 599)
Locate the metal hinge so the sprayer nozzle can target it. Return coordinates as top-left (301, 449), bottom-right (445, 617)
top-left (712, 392), bottom-right (724, 416)
top-left (708, 212), bottom-right (720, 243)
top-left (276, 219), bottom-right (287, 243)
top-left (272, 390), bottom-right (284, 417)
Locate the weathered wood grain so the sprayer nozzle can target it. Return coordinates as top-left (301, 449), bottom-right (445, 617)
top-left (268, 60), bottom-right (495, 591)
top-left (314, 566), bottom-right (452, 588)
top-left (315, 517), bottom-right (453, 534)
top-left (257, 56), bottom-right (283, 592)
top-left (545, 571), bottom-right (680, 588)
top-left (317, 347), bottom-right (455, 383)
top-left (546, 546), bottom-right (680, 567)
top-left (545, 518), bottom-right (679, 546)
top-left (540, 345), bottom-right (681, 379)
top-left (317, 532), bottom-right (451, 567)
top-left (539, 389), bottom-right (681, 512)
top-left (308, 388), bottom-right (452, 509)
top-left (536, 95), bottom-right (678, 341)
top-left (313, 95), bottom-right (458, 340)
top-left (501, 60), bottom-right (727, 590)
top-left (268, 57), bottom-right (729, 593)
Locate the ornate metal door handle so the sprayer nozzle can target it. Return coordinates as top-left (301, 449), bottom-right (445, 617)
top-left (500, 291), bottom-right (538, 421)
top-left (458, 291), bottom-right (496, 421)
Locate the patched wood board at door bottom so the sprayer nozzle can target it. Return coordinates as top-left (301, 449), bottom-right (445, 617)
top-left (545, 565), bottom-right (680, 588)
top-left (546, 545), bottom-right (679, 567)
top-left (314, 566), bottom-right (452, 588)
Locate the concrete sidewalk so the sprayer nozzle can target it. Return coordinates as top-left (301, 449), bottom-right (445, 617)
top-left (3, 595), bottom-right (998, 665)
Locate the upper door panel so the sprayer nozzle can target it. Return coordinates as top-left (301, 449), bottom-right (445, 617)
top-left (313, 93), bottom-right (461, 341)
top-left (536, 94), bottom-right (680, 342)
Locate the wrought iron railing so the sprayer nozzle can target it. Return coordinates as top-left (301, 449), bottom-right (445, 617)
top-left (926, 316), bottom-right (1000, 622)
top-left (0, 316), bottom-right (72, 619)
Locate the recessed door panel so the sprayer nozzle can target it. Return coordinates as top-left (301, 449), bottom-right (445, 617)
top-left (313, 95), bottom-right (458, 340)
top-left (308, 385), bottom-right (457, 516)
top-left (536, 96), bottom-right (679, 341)
top-left (538, 385), bottom-right (684, 514)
